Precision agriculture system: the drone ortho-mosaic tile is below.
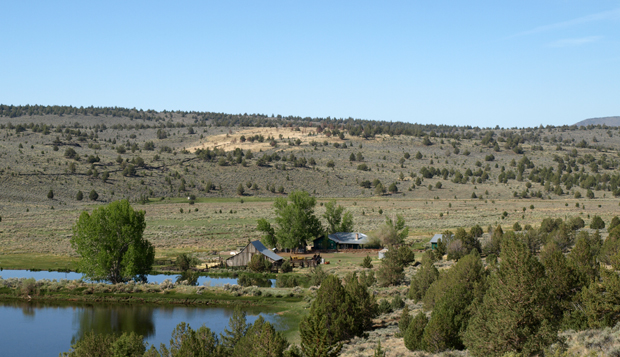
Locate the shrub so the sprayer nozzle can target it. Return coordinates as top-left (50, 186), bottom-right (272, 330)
top-left (175, 253), bottom-right (198, 271)
top-left (609, 216), bottom-right (620, 231)
top-left (64, 147), bottom-right (77, 158)
top-left (89, 190), bottom-right (98, 201)
top-left (76, 191), bottom-right (83, 201)
top-left (47, 189), bottom-right (54, 199)
top-left (377, 299), bottom-right (392, 314)
top-left (361, 255), bottom-right (373, 268)
top-left (308, 266), bottom-right (328, 286)
top-left (280, 259), bottom-right (293, 273)
top-left (590, 215), bottom-right (605, 230)
top-left (276, 275), bottom-right (300, 288)
top-left (391, 295), bottom-right (405, 310)
top-left (248, 254), bottom-right (271, 272)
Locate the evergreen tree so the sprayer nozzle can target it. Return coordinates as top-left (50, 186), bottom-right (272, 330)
top-left (464, 237), bottom-right (556, 356)
top-left (76, 190), bottom-right (83, 201)
top-left (407, 254), bottom-right (439, 302)
top-left (582, 269), bottom-right (620, 328)
top-left (609, 216), bottom-right (620, 231)
top-left (300, 313), bottom-right (342, 357)
top-left (376, 248), bottom-right (405, 286)
top-left (47, 189), bottom-right (54, 199)
top-left (343, 272), bottom-right (377, 333)
top-left (299, 275), bottom-right (356, 355)
top-left (590, 215), bottom-right (605, 229)
top-left (422, 251), bottom-right (485, 310)
top-left (404, 312), bottom-right (427, 351)
top-left (399, 305), bottom-right (412, 334)
top-left (422, 285), bottom-right (471, 352)
top-left (232, 316), bottom-right (288, 357)
top-left (361, 255), bottom-right (373, 268)
top-left (220, 307), bottom-right (248, 352)
top-left (568, 235), bottom-right (599, 287)
top-left (539, 243), bottom-right (581, 324)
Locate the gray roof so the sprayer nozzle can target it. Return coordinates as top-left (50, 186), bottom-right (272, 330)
top-left (430, 233), bottom-right (453, 243)
top-left (328, 232), bottom-right (369, 245)
top-left (250, 240), bottom-right (283, 261)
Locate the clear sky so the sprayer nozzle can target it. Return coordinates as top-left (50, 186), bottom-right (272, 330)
top-left (1, 1), bottom-right (619, 128)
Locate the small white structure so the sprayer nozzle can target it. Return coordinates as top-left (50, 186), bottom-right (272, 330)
top-left (378, 248), bottom-right (388, 259)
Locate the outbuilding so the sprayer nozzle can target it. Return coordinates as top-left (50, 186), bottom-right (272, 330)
top-left (225, 240), bottom-right (283, 267)
top-left (430, 233), bottom-right (453, 249)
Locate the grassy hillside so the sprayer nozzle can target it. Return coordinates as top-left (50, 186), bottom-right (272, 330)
top-left (1, 106), bottom-right (620, 259)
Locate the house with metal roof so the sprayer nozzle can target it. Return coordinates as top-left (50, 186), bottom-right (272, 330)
top-left (313, 232), bottom-right (370, 250)
top-left (225, 240), bottom-right (283, 267)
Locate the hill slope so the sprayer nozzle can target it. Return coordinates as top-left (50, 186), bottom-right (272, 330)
top-left (575, 116), bottom-right (620, 127)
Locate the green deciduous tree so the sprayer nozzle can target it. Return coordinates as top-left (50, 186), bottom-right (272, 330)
top-left (323, 200), bottom-right (354, 234)
top-left (257, 191), bottom-right (324, 250)
top-left (372, 215), bottom-right (409, 247)
top-left (71, 199), bottom-right (154, 283)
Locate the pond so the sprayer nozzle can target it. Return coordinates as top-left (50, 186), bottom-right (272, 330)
top-left (0, 269), bottom-right (275, 287)
top-left (0, 300), bottom-right (288, 356)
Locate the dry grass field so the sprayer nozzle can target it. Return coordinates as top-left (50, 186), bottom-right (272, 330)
top-left (1, 112), bottom-right (620, 265)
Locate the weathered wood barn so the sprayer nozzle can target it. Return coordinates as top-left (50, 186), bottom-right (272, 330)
top-left (225, 240), bottom-right (284, 267)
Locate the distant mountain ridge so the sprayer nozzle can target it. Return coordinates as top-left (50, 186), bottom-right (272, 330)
top-left (575, 116), bottom-right (620, 127)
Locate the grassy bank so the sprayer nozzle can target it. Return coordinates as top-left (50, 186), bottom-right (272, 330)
top-left (0, 276), bottom-right (309, 340)
top-left (0, 254), bottom-right (79, 271)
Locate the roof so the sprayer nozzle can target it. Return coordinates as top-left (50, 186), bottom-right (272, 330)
top-left (250, 240), bottom-right (283, 261)
top-left (327, 232), bottom-right (369, 245)
top-left (430, 233), bottom-right (453, 243)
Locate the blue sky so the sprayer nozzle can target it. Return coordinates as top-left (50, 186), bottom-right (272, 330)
top-left (1, 1), bottom-right (619, 128)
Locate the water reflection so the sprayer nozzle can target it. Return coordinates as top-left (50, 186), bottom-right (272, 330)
top-left (0, 300), bottom-right (286, 357)
top-left (0, 269), bottom-right (275, 286)
top-left (73, 304), bottom-right (155, 341)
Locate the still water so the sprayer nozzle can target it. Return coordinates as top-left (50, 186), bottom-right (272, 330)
top-left (0, 269), bottom-right (275, 286)
top-left (0, 300), bottom-right (286, 356)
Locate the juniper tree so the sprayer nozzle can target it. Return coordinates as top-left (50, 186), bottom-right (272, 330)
top-left (399, 305), bottom-right (412, 334)
top-left (568, 235), bottom-right (599, 287)
top-left (539, 243), bottom-right (581, 324)
top-left (407, 254), bottom-right (439, 302)
top-left (300, 275), bottom-right (354, 356)
top-left (404, 312), bottom-right (428, 351)
top-left (232, 316), bottom-right (288, 357)
top-left (582, 268), bottom-right (620, 328)
top-left (464, 237), bottom-right (556, 356)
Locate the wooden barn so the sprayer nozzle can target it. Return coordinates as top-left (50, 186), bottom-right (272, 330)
top-left (225, 240), bottom-right (284, 267)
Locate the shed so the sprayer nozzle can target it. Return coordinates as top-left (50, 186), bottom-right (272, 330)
top-left (430, 233), bottom-right (453, 250)
top-left (378, 248), bottom-right (388, 259)
top-left (313, 232), bottom-right (370, 250)
top-left (225, 240), bottom-right (283, 267)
